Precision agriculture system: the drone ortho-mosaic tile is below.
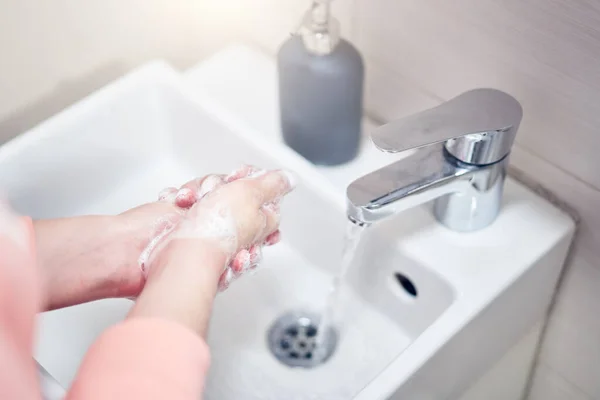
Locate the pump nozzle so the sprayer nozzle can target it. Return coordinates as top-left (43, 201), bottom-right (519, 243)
top-left (299, 0), bottom-right (340, 55)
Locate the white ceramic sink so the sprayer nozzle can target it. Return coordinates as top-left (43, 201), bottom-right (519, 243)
top-left (0, 57), bottom-right (575, 400)
top-left (0, 63), bottom-right (453, 399)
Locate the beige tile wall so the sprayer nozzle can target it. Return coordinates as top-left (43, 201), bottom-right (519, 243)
top-left (214, 0), bottom-right (600, 397)
top-left (0, 0), bottom-right (247, 143)
top-left (342, 1), bottom-right (600, 398)
top-left (0, 0), bottom-right (598, 398)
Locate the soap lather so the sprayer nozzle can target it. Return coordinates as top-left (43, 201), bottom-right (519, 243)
top-left (277, 0), bottom-right (364, 166)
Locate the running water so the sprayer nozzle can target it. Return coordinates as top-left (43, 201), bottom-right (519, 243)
top-left (314, 221), bottom-right (365, 363)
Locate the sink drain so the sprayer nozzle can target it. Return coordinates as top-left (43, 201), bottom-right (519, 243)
top-left (267, 310), bottom-right (337, 368)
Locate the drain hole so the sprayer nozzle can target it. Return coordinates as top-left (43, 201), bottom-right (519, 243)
top-left (285, 327), bottom-right (299, 337)
top-left (395, 273), bottom-right (417, 297)
top-left (305, 325), bottom-right (317, 337)
top-left (268, 311), bottom-right (337, 368)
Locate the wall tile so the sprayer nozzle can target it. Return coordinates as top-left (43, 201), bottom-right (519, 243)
top-left (528, 364), bottom-right (593, 400)
top-left (355, 0), bottom-right (600, 190)
top-left (351, 1), bottom-right (600, 398)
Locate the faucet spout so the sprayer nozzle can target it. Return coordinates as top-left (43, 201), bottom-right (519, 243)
top-left (346, 88), bottom-right (520, 232)
top-left (346, 143), bottom-right (507, 230)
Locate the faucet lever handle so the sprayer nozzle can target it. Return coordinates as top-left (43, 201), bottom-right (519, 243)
top-left (372, 88), bottom-right (523, 165)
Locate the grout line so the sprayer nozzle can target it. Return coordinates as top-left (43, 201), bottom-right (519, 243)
top-left (507, 165), bottom-right (580, 224)
top-left (513, 143), bottom-right (600, 193)
top-left (510, 164), bottom-right (581, 399)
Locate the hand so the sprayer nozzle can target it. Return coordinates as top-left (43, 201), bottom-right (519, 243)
top-left (30, 166), bottom-right (291, 311)
top-left (143, 166), bottom-right (294, 288)
top-left (129, 167), bottom-right (295, 336)
top-left (119, 166), bottom-right (284, 296)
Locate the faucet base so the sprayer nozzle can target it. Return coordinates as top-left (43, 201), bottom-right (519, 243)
top-left (433, 158), bottom-right (507, 232)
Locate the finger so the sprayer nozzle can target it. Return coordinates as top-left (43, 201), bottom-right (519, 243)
top-left (264, 230), bottom-right (281, 246)
top-left (196, 175), bottom-right (226, 200)
top-left (254, 170), bottom-right (296, 204)
top-left (178, 174), bottom-right (225, 205)
top-left (175, 176), bottom-right (208, 207)
top-left (174, 187), bottom-right (196, 208)
top-left (218, 268), bottom-right (234, 292)
top-left (179, 176), bottom-right (207, 193)
top-left (248, 245), bottom-right (263, 269)
top-left (158, 187), bottom-right (178, 203)
top-left (258, 202), bottom-right (281, 242)
top-left (225, 164), bottom-right (264, 183)
top-left (230, 249), bottom-right (251, 276)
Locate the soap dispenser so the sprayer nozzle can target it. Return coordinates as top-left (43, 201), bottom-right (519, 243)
top-left (277, 0), bottom-right (364, 166)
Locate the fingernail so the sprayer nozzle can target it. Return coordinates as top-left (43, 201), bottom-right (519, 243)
top-left (281, 170), bottom-right (297, 191)
top-left (248, 169), bottom-right (267, 178)
top-left (248, 245), bottom-right (263, 268)
top-left (230, 249), bottom-right (251, 275)
top-left (262, 202), bottom-right (280, 213)
top-left (158, 187), bottom-right (177, 202)
top-left (197, 175), bottom-right (224, 199)
top-left (218, 268), bottom-right (234, 292)
top-left (175, 187), bottom-right (196, 208)
top-left (264, 230), bottom-right (281, 246)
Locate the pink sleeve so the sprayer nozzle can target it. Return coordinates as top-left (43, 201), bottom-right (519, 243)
top-left (1, 213), bottom-right (211, 399)
top-left (66, 318), bottom-right (211, 400)
top-left (0, 216), bottom-right (42, 400)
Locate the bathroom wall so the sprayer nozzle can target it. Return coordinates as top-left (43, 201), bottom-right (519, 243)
top-left (342, 2), bottom-right (600, 399)
top-left (0, 1), bottom-right (598, 399)
top-left (227, 1), bottom-right (600, 395)
top-left (0, 0), bottom-right (247, 143)
top-left (239, 1), bottom-right (600, 398)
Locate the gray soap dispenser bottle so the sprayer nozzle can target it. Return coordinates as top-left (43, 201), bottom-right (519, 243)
top-left (277, 0), bottom-right (364, 166)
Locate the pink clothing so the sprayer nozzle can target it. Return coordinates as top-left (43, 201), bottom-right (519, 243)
top-left (0, 217), bottom-right (211, 399)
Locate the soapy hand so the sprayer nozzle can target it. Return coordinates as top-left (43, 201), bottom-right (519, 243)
top-left (140, 165), bottom-right (294, 291)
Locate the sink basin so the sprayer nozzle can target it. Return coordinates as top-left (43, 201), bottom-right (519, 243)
top-left (0, 62), bottom-right (454, 399)
top-left (0, 58), bottom-right (575, 400)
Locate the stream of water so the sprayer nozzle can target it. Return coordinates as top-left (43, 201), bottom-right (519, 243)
top-left (314, 221), bottom-right (365, 363)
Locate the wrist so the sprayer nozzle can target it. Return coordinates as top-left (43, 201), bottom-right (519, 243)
top-left (129, 238), bottom-right (227, 337)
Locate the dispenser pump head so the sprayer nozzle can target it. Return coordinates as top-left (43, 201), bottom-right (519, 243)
top-left (299, 0), bottom-right (340, 55)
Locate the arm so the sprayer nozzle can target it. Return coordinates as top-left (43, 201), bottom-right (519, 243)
top-left (65, 168), bottom-right (294, 400)
top-left (66, 239), bottom-right (221, 400)
top-left (34, 215), bottom-right (146, 310)
top-left (34, 166), bottom-right (288, 311)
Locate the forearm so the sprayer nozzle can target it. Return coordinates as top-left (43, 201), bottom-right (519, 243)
top-left (34, 216), bottom-right (145, 310)
top-left (129, 239), bottom-right (225, 338)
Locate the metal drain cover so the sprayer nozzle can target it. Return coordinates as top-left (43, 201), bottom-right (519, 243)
top-left (267, 310), bottom-right (337, 368)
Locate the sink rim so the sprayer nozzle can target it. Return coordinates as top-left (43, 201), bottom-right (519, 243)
top-left (0, 60), bottom-right (577, 400)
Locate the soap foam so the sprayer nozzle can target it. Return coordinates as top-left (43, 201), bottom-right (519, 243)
top-left (137, 213), bottom-right (181, 275)
top-left (138, 167), bottom-right (294, 287)
top-left (197, 175), bottom-right (226, 199)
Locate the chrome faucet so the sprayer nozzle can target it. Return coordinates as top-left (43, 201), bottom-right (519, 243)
top-left (347, 88), bottom-right (523, 232)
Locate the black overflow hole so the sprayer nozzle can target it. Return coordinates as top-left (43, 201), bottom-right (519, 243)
top-left (394, 273), bottom-right (417, 297)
